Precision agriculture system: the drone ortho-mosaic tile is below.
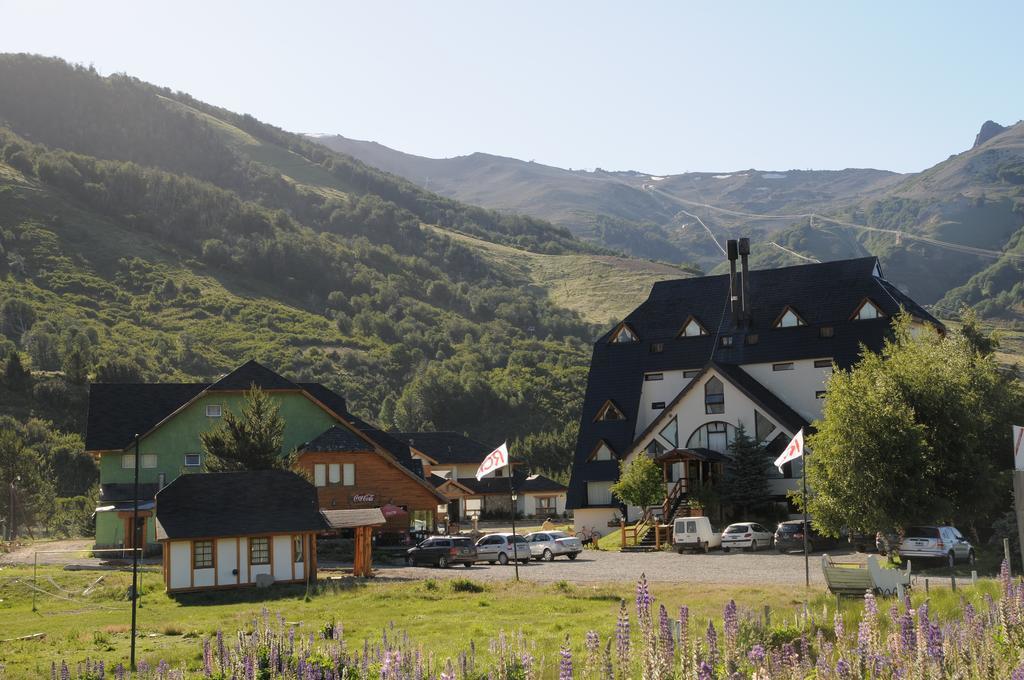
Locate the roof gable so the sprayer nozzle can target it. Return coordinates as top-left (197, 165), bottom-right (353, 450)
top-left (298, 425), bottom-right (372, 453)
top-left (86, 383), bottom-right (207, 451)
top-left (208, 360), bottom-right (299, 391)
top-left (399, 431), bottom-right (492, 465)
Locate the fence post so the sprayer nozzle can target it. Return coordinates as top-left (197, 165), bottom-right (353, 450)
top-left (763, 605), bottom-right (771, 627)
top-left (620, 519), bottom-right (625, 548)
top-left (1005, 538), bottom-right (1012, 575)
top-left (925, 578), bottom-right (929, 594)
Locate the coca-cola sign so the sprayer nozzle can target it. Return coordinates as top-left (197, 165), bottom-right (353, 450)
top-left (351, 493), bottom-right (376, 504)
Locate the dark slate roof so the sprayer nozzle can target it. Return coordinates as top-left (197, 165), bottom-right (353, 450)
top-left (715, 363), bottom-right (810, 433)
top-left (207, 360), bottom-right (300, 391)
top-left (155, 470), bottom-right (327, 540)
top-left (398, 431), bottom-right (493, 465)
top-left (100, 483), bottom-right (161, 502)
top-left (86, 383), bottom-right (207, 451)
top-left (454, 471), bottom-right (567, 495)
top-left (299, 425), bottom-right (370, 453)
top-left (566, 256), bottom-right (940, 510)
top-left (85, 366), bottom-right (352, 453)
top-left (343, 413), bottom-right (421, 473)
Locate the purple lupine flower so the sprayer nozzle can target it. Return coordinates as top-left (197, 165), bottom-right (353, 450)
top-left (440, 659), bottom-right (456, 680)
top-left (203, 638), bottom-right (213, 677)
top-left (216, 629), bottom-right (226, 668)
top-left (51, 662), bottom-right (57, 680)
top-left (899, 612), bottom-right (915, 653)
top-left (747, 644), bottom-right (765, 665)
top-left (678, 605), bottom-right (689, 642)
top-left (559, 638), bottom-right (574, 680)
top-left (833, 611), bottom-right (845, 641)
top-left (926, 621), bottom-right (944, 662)
top-left (1010, 660), bottom-right (1024, 680)
top-left (705, 620), bottom-right (718, 669)
top-left (658, 604), bottom-right (674, 661)
top-left (835, 658), bottom-right (851, 678)
top-left (113, 663), bottom-right (126, 680)
top-left (602, 638), bottom-right (613, 680)
top-left (60, 662), bottom-right (70, 680)
top-left (616, 600), bottom-right (631, 670)
top-left (635, 573), bottom-right (652, 622)
top-left (723, 600), bottom-right (738, 646)
top-left (697, 661), bottom-right (713, 680)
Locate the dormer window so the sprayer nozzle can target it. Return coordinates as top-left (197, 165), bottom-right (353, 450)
top-left (589, 441), bottom-right (616, 461)
top-left (678, 316), bottom-right (707, 338)
top-left (852, 298), bottom-right (885, 321)
top-left (595, 400), bottom-right (626, 422)
top-left (609, 323), bottom-right (639, 344)
top-left (773, 306), bottom-right (807, 329)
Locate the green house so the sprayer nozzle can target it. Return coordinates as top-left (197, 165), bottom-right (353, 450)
top-left (85, 361), bottom-right (399, 552)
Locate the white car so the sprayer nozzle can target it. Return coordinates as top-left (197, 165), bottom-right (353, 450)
top-left (672, 516), bottom-right (722, 553)
top-left (898, 525), bottom-right (975, 567)
top-left (475, 533), bottom-right (531, 565)
top-left (721, 523), bottom-right (774, 552)
top-left (524, 530), bottom-right (583, 561)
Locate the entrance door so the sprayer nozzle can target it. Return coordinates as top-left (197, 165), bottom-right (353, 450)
top-left (125, 516), bottom-right (146, 551)
top-left (448, 499), bottom-right (460, 522)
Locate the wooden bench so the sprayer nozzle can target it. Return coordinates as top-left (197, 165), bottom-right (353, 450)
top-left (821, 554), bottom-right (911, 597)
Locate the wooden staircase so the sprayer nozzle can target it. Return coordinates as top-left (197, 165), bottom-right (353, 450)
top-left (619, 478), bottom-right (697, 552)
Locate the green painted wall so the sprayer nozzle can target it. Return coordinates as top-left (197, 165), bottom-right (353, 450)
top-left (95, 390), bottom-right (341, 547)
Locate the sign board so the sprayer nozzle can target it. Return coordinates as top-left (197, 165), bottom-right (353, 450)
top-left (351, 493), bottom-right (376, 504)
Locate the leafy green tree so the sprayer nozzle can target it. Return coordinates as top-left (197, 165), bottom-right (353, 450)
top-left (3, 352), bottom-right (32, 392)
top-left (0, 298), bottom-right (36, 340)
top-left (0, 426), bottom-right (54, 539)
top-left (23, 327), bottom-right (60, 370)
top-left (720, 425), bottom-right (771, 518)
top-left (93, 358), bottom-right (143, 383)
top-left (201, 385), bottom-right (287, 471)
top-left (62, 348), bottom-right (89, 385)
top-left (610, 454), bottom-right (665, 520)
top-left (805, 316), bottom-right (1024, 537)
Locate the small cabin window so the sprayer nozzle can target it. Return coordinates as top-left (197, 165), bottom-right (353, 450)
top-left (815, 390), bottom-right (827, 399)
top-left (586, 481), bottom-right (613, 506)
top-left (249, 537), bottom-right (270, 565)
top-left (645, 373), bottom-right (664, 381)
top-left (328, 463), bottom-right (341, 484)
top-left (121, 454), bottom-right (135, 469)
top-left (343, 463), bottom-right (355, 486)
top-left (683, 369), bottom-right (701, 379)
top-left (184, 453), bottom-right (201, 467)
top-left (192, 540), bottom-right (213, 569)
top-left (649, 342), bottom-right (664, 354)
top-left (206, 404), bottom-right (223, 418)
top-left (704, 376), bottom-right (725, 415)
top-left (819, 326), bottom-right (834, 338)
top-left (314, 464), bottom-right (327, 487)
top-left (854, 299), bottom-right (885, 320)
top-left (720, 336), bottom-right (734, 347)
top-left (813, 359), bottom-right (833, 369)
top-left (745, 334), bottom-right (759, 345)
top-left (595, 401), bottom-right (626, 421)
top-left (609, 324), bottom-right (639, 344)
top-left (590, 442), bottom-right (615, 461)
top-left (774, 307), bottom-right (806, 328)
top-left (773, 362), bottom-right (794, 371)
top-left (141, 454), bottom-right (158, 469)
top-left (651, 401), bottom-right (666, 410)
top-left (293, 536), bottom-right (304, 563)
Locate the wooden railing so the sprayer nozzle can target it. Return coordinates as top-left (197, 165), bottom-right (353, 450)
top-left (662, 477), bottom-right (688, 520)
top-left (621, 517), bottom-right (651, 547)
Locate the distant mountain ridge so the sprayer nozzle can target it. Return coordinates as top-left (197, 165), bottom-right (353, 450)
top-left (314, 122), bottom-right (1024, 321)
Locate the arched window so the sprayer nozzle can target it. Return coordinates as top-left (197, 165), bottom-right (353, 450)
top-left (704, 376), bottom-right (724, 415)
top-left (686, 422), bottom-right (737, 453)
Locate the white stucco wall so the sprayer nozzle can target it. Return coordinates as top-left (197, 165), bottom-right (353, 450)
top-left (573, 507), bottom-right (618, 535)
top-left (635, 370), bottom-right (697, 437)
top-left (521, 493), bottom-right (567, 517)
top-left (741, 358), bottom-right (833, 423)
top-left (169, 541), bottom-right (191, 590)
top-left (216, 538), bottom-right (237, 586)
top-left (272, 536), bottom-right (292, 581)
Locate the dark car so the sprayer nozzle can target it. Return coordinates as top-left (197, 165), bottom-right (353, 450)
top-left (406, 536), bottom-right (477, 568)
top-left (774, 520), bottom-right (837, 554)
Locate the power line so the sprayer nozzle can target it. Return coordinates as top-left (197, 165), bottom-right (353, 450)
top-left (769, 241), bottom-right (820, 263)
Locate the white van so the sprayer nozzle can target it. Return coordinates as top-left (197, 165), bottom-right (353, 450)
top-left (672, 517), bottom-right (722, 553)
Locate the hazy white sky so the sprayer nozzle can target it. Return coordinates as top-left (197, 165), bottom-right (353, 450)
top-left (5, 1), bottom-right (1023, 174)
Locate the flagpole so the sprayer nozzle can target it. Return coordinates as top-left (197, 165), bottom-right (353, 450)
top-left (802, 451), bottom-right (809, 589)
top-left (508, 470), bottom-right (519, 582)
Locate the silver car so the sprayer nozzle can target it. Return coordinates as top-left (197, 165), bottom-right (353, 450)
top-left (720, 523), bottom-right (774, 552)
top-left (898, 525), bottom-right (975, 567)
top-left (475, 533), bottom-right (531, 565)
top-left (525, 530), bottom-right (583, 561)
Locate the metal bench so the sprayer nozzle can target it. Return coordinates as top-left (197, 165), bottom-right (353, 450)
top-left (821, 554), bottom-right (911, 597)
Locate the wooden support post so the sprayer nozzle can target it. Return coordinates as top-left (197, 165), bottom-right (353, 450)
top-left (763, 605), bottom-right (771, 627)
top-left (620, 519), bottom-right (625, 548)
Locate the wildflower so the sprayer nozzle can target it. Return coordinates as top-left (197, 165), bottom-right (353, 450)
top-left (697, 661), bottom-right (713, 680)
top-left (635, 573), bottom-right (652, 622)
top-left (658, 604), bottom-right (675, 663)
top-left (1011, 660), bottom-right (1024, 680)
top-left (835, 658), bottom-right (851, 678)
top-left (747, 644), bottom-right (765, 666)
top-left (559, 637), bottom-right (574, 680)
top-left (60, 662), bottom-right (70, 680)
top-left (616, 600), bottom-right (631, 674)
top-left (705, 620), bottom-right (718, 669)
top-left (723, 600), bottom-right (738, 647)
top-left (833, 611), bottom-right (845, 641)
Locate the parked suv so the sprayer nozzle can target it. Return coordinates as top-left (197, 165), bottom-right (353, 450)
top-left (406, 536), bottom-right (477, 568)
top-left (475, 533), bottom-right (531, 564)
top-left (897, 526), bottom-right (975, 567)
top-left (774, 520), bottom-right (836, 553)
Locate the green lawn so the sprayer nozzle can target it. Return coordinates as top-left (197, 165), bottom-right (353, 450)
top-left (0, 564), bottom-right (1002, 678)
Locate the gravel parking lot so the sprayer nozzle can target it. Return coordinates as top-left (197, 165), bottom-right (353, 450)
top-left (357, 548), bottom-right (857, 586)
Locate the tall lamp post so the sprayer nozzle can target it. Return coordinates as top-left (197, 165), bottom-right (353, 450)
top-left (129, 434), bottom-right (140, 670)
top-left (7, 475), bottom-right (20, 541)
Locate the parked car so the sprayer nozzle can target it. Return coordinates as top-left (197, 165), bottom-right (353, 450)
top-left (406, 536), bottom-right (477, 568)
top-left (475, 533), bottom-right (531, 564)
top-left (847, 530), bottom-right (876, 553)
top-left (774, 520), bottom-right (837, 553)
top-left (672, 516), bottom-right (722, 553)
top-left (897, 525), bottom-right (975, 567)
top-left (525, 530), bottom-right (583, 561)
top-left (875, 530), bottom-right (901, 556)
top-left (720, 523), bottom-right (773, 552)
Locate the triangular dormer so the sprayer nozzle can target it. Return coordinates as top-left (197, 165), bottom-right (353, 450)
top-left (587, 440), bottom-right (617, 461)
top-left (608, 322), bottom-right (639, 344)
top-left (677, 315), bottom-right (708, 338)
top-left (772, 306), bottom-right (807, 329)
top-left (208, 360), bottom-right (299, 391)
top-left (851, 297), bottom-right (886, 321)
top-left (594, 400), bottom-right (626, 422)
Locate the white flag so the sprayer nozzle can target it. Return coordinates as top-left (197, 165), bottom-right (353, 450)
top-left (1014, 425), bottom-right (1024, 471)
top-left (476, 442), bottom-right (510, 481)
top-left (774, 428), bottom-right (805, 473)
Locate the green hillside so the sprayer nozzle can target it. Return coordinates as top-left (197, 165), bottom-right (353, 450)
top-left (0, 54), bottom-right (677, 497)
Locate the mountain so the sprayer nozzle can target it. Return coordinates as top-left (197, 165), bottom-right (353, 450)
top-left (314, 123), bottom-right (1024, 323)
top-left (0, 54), bottom-right (688, 478)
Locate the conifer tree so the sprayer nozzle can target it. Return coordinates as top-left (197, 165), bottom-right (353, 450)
top-left (201, 385), bottom-right (286, 471)
top-left (720, 424), bottom-right (771, 518)
top-left (3, 352), bottom-right (31, 392)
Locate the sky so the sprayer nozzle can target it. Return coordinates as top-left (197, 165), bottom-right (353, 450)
top-left (5, 1), bottom-right (1023, 174)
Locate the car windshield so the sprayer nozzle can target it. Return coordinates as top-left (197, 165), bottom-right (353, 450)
top-left (549, 531), bottom-right (569, 539)
top-left (724, 525), bottom-right (748, 534)
top-left (905, 526), bottom-right (940, 539)
top-left (511, 535), bottom-right (528, 544)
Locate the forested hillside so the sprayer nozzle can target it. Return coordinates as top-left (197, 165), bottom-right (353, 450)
top-left (0, 54), bottom-right (684, 526)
